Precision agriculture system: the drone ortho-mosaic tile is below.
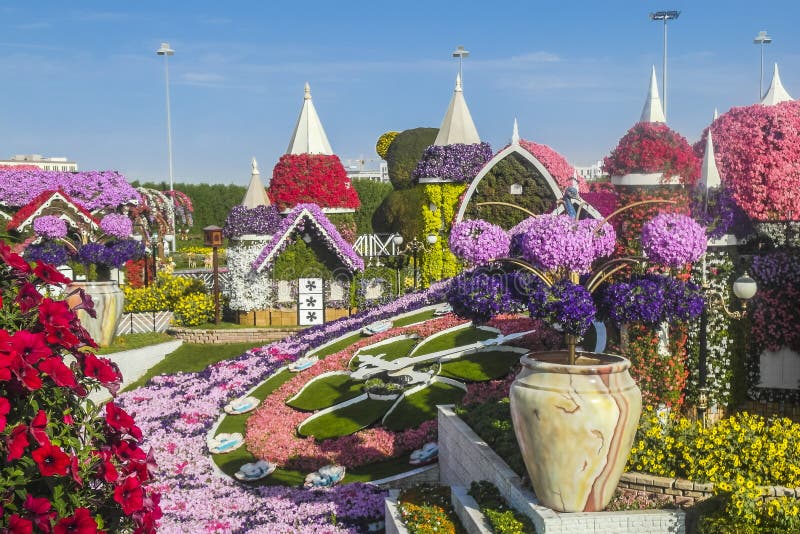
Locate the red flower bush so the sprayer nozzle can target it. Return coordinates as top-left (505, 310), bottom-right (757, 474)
top-left (698, 101), bottom-right (800, 221)
top-left (603, 122), bottom-right (700, 186)
top-left (269, 153), bottom-right (360, 211)
top-left (0, 241), bottom-right (160, 532)
top-left (519, 139), bottom-right (587, 192)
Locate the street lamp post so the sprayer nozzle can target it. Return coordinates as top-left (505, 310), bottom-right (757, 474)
top-left (754, 31), bottom-right (772, 100)
top-left (392, 234), bottom-right (404, 296)
top-left (452, 45), bottom-right (469, 82)
top-left (649, 11), bottom-right (680, 121)
top-left (157, 42), bottom-right (177, 252)
top-left (405, 235), bottom-right (439, 290)
top-left (150, 232), bottom-right (159, 286)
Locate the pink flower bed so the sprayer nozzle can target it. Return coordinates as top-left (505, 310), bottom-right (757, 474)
top-left (245, 316), bottom-right (467, 470)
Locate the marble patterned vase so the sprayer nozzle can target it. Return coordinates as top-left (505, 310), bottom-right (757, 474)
top-left (66, 281), bottom-right (124, 348)
top-left (509, 351), bottom-right (642, 512)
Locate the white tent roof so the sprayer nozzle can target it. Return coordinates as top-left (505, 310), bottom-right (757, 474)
top-left (761, 63), bottom-right (794, 106)
top-left (700, 130), bottom-right (721, 191)
top-left (287, 82), bottom-right (334, 155)
top-left (433, 73), bottom-right (481, 146)
top-left (242, 157), bottom-right (271, 208)
top-left (640, 66), bottom-right (666, 123)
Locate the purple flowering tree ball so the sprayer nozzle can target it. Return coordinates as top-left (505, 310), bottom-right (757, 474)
top-left (533, 281), bottom-right (596, 337)
top-left (100, 214), bottom-right (134, 239)
top-left (449, 219), bottom-right (510, 265)
top-left (446, 270), bottom-right (514, 324)
top-left (32, 215), bottom-right (68, 239)
top-left (517, 214), bottom-right (615, 274)
top-left (641, 213), bottom-right (707, 267)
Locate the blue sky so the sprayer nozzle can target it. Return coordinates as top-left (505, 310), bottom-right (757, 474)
top-left (1, 1), bottom-right (798, 186)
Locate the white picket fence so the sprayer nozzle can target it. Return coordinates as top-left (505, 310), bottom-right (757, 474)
top-left (353, 234), bottom-right (402, 258)
top-left (116, 311), bottom-right (174, 336)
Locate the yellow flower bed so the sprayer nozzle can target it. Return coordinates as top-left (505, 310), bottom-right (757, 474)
top-left (123, 273), bottom-right (211, 326)
top-left (629, 407), bottom-right (800, 530)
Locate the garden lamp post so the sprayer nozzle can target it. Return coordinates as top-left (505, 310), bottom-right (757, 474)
top-left (754, 30), bottom-right (772, 100)
top-left (697, 273), bottom-right (758, 427)
top-left (407, 235), bottom-right (438, 290)
top-left (392, 234), bottom-right (404, 295)
top-left (649, 10), bottom-right (680, 121)
top-left (203, 225), bottom-right (223, 325)
top-left (150, 232), bottom-right (159, 286)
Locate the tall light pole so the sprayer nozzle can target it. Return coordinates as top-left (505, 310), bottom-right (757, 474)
top-left (157, 42), bottom-right (176, 251)
top-left (649, 11), bottom-right (680, 121)
top-left (452, 45), bottom-right (469, 82)
top-left (754, 31), bottom-right (772, 100)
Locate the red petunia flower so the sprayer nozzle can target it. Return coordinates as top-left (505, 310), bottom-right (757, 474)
top-left (66, 287), bottom-right (96, 319)
top-left (7, 514), bottom-right (33, 534)
top-left (83, 354), bottom-right (121, 386)
top-left (38, 357), bottom-right (77, 389)
top-left (53, 508), bottom-right (97, 534)
top-left (10, 331), bottom-right (52, 364)
top-left (0, 242), bottom-right (32, 275)
top-left (15, 283), bottom-right (42, 314)
top-left (114, 476), bottom-right (144, 515)
top-left (44, 326), bottom-right (81, 351)
top-left (37, 299), bottom-right (74, 330)
top-left (98, 458), bottom-right (118, 482)
top-left (6, 424), bottom-right (29, 461)
top-left (105, 403), bottom-right (138, 436)
top-left (31, 442), bottom-right (70, 477)
top-left (33, 262), bottom-right (72, 286)
top-left (12, 361), bottom-right (42, 391)
top-left (24, 494), bottom-right (56, 532)
top-left (0, 396), bottom-right (9, 432)
top-left (29, 409), bottom-right (48, 446)
top-left (113, 440), bottom-right (146, 463)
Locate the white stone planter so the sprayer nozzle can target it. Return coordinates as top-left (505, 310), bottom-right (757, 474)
top-left (367, 390), bottom-right (402, 401)
top-left (611, 173), bottom-right (681, 186)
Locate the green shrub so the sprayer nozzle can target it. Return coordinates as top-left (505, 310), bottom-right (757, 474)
top-left (352, 179), bottom-right (393, 234)
top-left (461, 152), bottom-right (557, 228)
top-left (468, 481), bottom-right (536, 534)
top-left (376, 188), bottom-right (424, 239)
top-left (385, 127), bottom-right (438, 189)
top-left (271, 237), bottom-right (335, 280)
top-left (455, 398), bottom-right (526, 476)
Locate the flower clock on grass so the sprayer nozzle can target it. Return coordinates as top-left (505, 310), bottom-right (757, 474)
top-left (114, 283), bottom-right (452, 532)
top-left (0, 241), bottom-right (160, 533)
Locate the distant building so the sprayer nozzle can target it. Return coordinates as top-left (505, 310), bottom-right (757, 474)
top-left (0, 154), bottom-right (78, 172)
top-left (345, 159), bottom-right (389, 183)
top-left (574, 160), bottom-right (604, 181)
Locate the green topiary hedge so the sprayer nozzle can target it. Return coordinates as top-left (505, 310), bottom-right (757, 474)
top-left (385, 127), bottom-right (438, 189)
top-left (352, 180), bottom-right (394, 234)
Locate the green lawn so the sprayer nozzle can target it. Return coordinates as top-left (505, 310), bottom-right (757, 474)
top-left (187, 321), bottom-right (301, 331)
top-left (297, 398), bottom-right (395, 440)
top-left (286, 373), bottom-right (365, 411)
top-left (382, 381), bottom-right (466, 431)
top-left (122, 341), bottom-right (265, 392)
top-left (351, 337), bottom-right (418, 369)
top-left (393, 308), bottom-right (437, 327)
top-left (411, 327), bottom-right (496, 357)
top-left (308, 332), bottom-right (362, 358)
top-left (438, 350), bottom-right (523, 382)
top-left (97, 332), bottom-right (173, 355)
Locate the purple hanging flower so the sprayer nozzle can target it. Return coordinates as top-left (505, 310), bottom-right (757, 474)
top-left (446, 270), bottom-right (514, 323)
top-left (449, 219), bottom-right (510, 265)
top-left (76, 240), bottom-right (143, 269)
top-left (532, 280), bottom-right (596, 337)
top-left (412, 142), bottom-right (493, 182)
top-left (32, 215), bottom-right (68, 239)
top-left (600, 274), bottom-right (703, 325)
top-left (100, 213), bottom-right (133, 239)
top-left (641, 213), bottom-right (707, 267)
top-left (223, 204), bottom-right (282, 238)
top-left (516, 214), bottom-right (615, 274)
top-left (24, 240), bottom-right (70, 266)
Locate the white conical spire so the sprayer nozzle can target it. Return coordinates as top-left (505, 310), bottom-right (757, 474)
top-left (640, 66), bottom-right (666, 123)
top-left (700, 130), bottom-right (722, 191)
top-left (242, 157), bottom-right (271, 209)
top-left (760, 63), bottom-right (794, 105)
top-left (287, 82), bottom-right (334, 155)
top-left (713, 108), bottom-right (719, 120)
top-left (511, 118), bottom-right (520, 145)
top-left (433, 73), bottom-right (481, 146)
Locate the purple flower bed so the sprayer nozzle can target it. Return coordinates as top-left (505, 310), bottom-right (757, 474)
top-left (223, 205), bottom-right (282, 238)
top-left (0, 168), bottom-right (140, 210)
top-left (33, 215), bottom-right (68, 239)
top-left (117, 283), bottom-right (450, 532)
top-left (412, 142), bottom-right (493, 182)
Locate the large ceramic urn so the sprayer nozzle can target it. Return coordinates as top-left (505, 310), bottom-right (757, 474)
top-left (509, 351), bottom-right (642, 512)
top-left (66, 281), bottom-right (124, 347)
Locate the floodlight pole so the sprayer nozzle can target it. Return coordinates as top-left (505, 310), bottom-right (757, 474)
top-left (157, 42), bottom-right (176, 252)
top-left (650, 11), bottom-right (680, 121)
top-left (754, 31), bottom-right (772, 100)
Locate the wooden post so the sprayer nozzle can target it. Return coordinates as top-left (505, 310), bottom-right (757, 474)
top-left (212, 245), bottom-right (220, 325)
